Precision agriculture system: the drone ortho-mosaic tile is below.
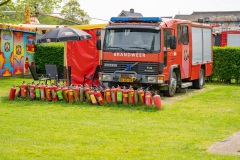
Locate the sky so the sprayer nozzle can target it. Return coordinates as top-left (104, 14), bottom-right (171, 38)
top-left (76, 0), bottom-right (240, 24)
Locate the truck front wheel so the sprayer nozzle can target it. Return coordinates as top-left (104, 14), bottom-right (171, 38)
top-left (193, 68), bottom-right (205, 89)
top-left (107, 82), bottom-right (116, 88)
top-left (163, 71), bottom-right (177, 97)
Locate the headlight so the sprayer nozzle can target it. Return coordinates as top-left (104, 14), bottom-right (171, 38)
top-left (147, 76), bottom-right (157, 83)
top-left (102, 74), bottom-right (111, 81)
top-left (158, 76), bottom-right (164, 83)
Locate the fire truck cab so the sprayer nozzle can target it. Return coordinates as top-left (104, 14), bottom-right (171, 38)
top-left (98, 17), bottom-right (213, 96)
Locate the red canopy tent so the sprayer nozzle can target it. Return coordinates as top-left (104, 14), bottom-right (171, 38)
top-left (66, 24), bottom-right (106, 85)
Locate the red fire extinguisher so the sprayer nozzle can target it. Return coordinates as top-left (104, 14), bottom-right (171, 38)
top-left (117, 86), bottom-right (123, 104)
top-left (89, 89), bottom-right (98, 105)
top-left (62, 87), bottom-right (69, 102)
top-left (73, 86), bottom-right (80, 102)
top-left (153, 92), bottom-right (162, 109)
top-left (95, 90), bottom-right (104, 105)
top-left (137, 88), bottom-right (145, 104)
top-left (45, 85), bottom-right (52, 101)
top-left (56, 87), bottom-right (63, 101)
top-left (9, 85), bottom-right (16, 100)
top-left (35, 84), bottom-right (40, 100)
top-left (145, 90), bottom-right (153, 107)
top-left (20, 81), bottom-right (28, 98)
top-left (104, 87), bottom-right (111, 103)
top-left (134, 89), bottom-right (139, 105)
top-left (29, 82), bottom-right (36, 100)
top-left (51, 84), bottom-right (58, 101)
top-left (79, 85), bottom-right (84, 102)
top-left (122, 87), bottom-right (128, 105)
top-left (99, 86), bottom-right (105, 100)
top-left (40, 84), bottom-right (46, 101)
top-left (128, 87), bottom-right (135, 105)
top-left (16, 85), bottom-right (21, 98)
top-left (111, 87), bottom-right (117, 104)
top-left (68, 89), bottom-right (74, 103)
top-left (84, 86), bottom-right (91, 102)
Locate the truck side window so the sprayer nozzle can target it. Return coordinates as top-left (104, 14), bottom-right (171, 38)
top-left (177, 24), bottom-right (182, 44)
top-left (164, 30), bottom-right (171, 49)
top-left (182, 26), bottom-right (189, 45)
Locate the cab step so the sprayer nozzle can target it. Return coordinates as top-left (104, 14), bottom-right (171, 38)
top-left (181, 82), bottom-right (192, 88)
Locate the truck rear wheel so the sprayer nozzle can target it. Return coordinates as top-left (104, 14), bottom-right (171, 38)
top-left (193, 68), bottom-right (205, 89)
top-left (163, 71), bottom-right (177, 97)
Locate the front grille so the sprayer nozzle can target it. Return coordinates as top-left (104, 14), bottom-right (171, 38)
top-left (103, 61), bottom-right (159, 75)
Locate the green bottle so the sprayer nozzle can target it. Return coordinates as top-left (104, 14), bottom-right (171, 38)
top-left (57, 90), bottom-right (63, 100)
top-left (35, 88), bottom-right (40, 99)
top-left (117, 90), bottom-right (123, 104)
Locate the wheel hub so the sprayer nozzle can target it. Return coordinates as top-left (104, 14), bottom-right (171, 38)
top-left (170, 78), bottom-right (177, 92)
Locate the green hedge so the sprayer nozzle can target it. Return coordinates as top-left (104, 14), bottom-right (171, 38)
top-left (212, 47), bottom-right (240, 83)
top-left (34, 43), bottom-right (64, 74)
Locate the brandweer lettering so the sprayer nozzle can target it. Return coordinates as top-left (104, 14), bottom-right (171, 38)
top-left (114, 53), bottom-right (146, 57)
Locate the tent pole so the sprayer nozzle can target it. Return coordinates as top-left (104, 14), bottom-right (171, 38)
top-left (64, 42), bottom-right (67, 66)
top-left (64, 42), bottom-right (69, 85)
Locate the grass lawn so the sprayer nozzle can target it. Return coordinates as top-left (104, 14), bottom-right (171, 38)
top-left (0, 77), bottom-right (240, 159)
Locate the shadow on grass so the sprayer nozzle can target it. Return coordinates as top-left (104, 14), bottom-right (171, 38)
top-left (1, 96), bottom-right (161, 112)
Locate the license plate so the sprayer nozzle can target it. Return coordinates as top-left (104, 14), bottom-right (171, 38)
top-left (120, 78), bottom-right (133, 82)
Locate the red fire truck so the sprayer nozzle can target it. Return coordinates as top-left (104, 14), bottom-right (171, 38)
top-left (214, 30), bottom-right (240, 47)
top-left (97, 17), bottom-right (213, 96)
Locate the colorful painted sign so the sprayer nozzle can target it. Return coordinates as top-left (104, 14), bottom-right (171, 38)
top-left (13, 32), bottom-right (24, 75)
top-left (26, 34), bottom-right (36, 53)
top-left (23, 33), bottom-right (36, 74)
top-left (0, 30), bottom-right (2, 76)
top-left (1, 30), bottom-right (13, 77)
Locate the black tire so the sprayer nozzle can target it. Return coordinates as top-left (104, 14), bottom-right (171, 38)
top-left (176, 71), bottom-right (182, 93)
top-left (193, 68), bottom-right (205, 89)
top-left (164, 71), bottom-right (177, 97)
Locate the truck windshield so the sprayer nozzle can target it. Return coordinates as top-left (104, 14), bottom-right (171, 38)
top-left (103, 28), bottom-right (160, 53)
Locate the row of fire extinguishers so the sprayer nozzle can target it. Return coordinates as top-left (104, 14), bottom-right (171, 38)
top-left (9, 81), bottom-right (162, 109)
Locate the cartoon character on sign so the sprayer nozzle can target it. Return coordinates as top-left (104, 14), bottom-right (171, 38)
top-left (26, 34), bottom-right (36, 53)
top-left (16, 45), bottom-right (22, 55)
top-left (4, 42), bottom-right (10, 52)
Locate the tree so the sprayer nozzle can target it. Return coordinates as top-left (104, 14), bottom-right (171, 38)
top-left (0, 0), bottom-right (11, 6)
top-left (0, 0), bottom-right (62, 24)
top-left (60, 0), bottom-right (90, 25)
top-left (0, 0), bottom-right (91, 25)
top-left (0, 1), bottom-right (23, 24)
top-left (16, 0), bottom-right (63, 24)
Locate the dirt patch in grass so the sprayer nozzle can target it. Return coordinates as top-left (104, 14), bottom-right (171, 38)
top-left (208, 132), bottom-right (240, 156)
top-left (161, 86), bottom-right (214, 105)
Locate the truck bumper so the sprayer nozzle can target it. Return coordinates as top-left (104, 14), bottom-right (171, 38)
top-left (100, 71), bottom-right (165, 85)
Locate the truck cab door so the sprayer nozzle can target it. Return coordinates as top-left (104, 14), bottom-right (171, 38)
top-left (163, 29), bottom-right (175, 68)
top-left (178, 24), bottom-right (189, 78)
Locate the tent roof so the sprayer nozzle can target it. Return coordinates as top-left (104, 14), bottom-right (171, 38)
top-left (0, 23), bottom-right (38, 33)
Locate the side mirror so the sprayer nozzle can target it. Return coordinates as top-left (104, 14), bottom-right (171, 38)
top-left (96, 39), bottom-right (101, 50)
top-left (170, 35), bottom-right (176, 50)
top-left (96, 30), bottom-right (101, 36)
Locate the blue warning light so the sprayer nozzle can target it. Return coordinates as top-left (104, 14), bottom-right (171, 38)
top-left (110, 17), bottom-right (162, 23)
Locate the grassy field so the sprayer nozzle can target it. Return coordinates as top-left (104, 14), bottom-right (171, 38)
top-left (0, 77), bottom-right (240, 159)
